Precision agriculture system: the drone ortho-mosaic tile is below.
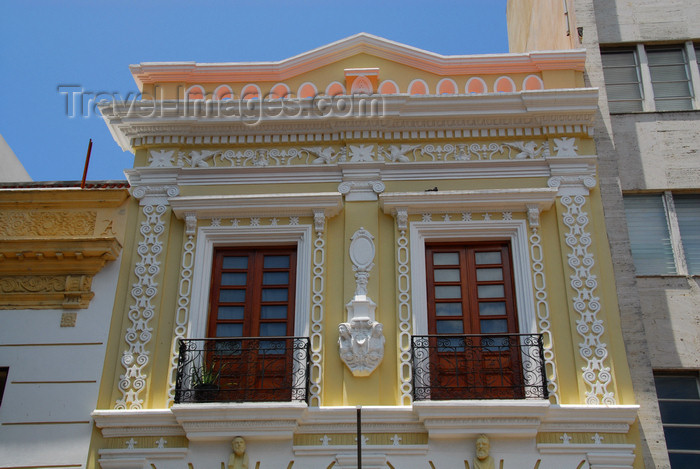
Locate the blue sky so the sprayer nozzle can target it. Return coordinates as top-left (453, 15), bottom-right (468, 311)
top-left (0, 1), bottom-right (509, 182)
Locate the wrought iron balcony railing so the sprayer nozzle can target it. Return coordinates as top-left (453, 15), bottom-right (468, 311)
top-left (174, 337), bottom-right (310, 404)
top-left (411, 333), bottom-right (548, 401)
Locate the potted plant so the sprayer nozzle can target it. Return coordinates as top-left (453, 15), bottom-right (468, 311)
top-left (191, 359), bottom-right (220, 402)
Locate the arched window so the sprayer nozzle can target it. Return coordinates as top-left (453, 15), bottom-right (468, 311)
top-left (378, 80), bottom-right (399, 94)
top-left (466, 78), bottom-right (486, 94)
top-left (494, 76), bottom-right (516, 93)
top-left (523, 75), bottom-right (544, 91)
top-left (214, 85), bottom-right (233, 101)
top-left (186, 85), bottom-right (205, 100)
top-left (437, 78), bottom-right (457, 95)
top-left (325, 82), bottom-right (345, 96)
top-left (298, 82), bottom-right (317, 99)
top-left (408, 79), bottom-right (428, 95)
top-left (269, 83), bottom-right (290, 100)
top-left (241, 84), bottom-right (261, 100)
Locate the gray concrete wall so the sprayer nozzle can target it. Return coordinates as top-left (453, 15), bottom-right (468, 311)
top-left (637, 277), bottom-right (700, 370)
top-left (593, 0), bottom-right (700, 44)
top-left (611, 112), bottom-right (700, 191)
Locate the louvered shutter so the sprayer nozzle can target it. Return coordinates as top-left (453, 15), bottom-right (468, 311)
top-left (647, 47), bottom-right (693, 111)
top-left (623, 195), bottom-right (676, 275)
top-left (674, 195), bottom-right (700, 275)
top-left (601, 50), bottom-right (644, 113)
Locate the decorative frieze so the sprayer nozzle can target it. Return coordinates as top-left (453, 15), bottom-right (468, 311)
top-left (0, 274), bottom-right (94, 309)
top-left (0, 210), bottom-right (96, 237)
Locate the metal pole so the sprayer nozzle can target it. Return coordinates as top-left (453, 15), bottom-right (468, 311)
top-left (80, 138), bottom-right (93, 189)
top-left (356, 405), bottom-right (362, 469)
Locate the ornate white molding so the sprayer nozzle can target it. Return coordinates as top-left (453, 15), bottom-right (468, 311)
top-left (166, 216), bottom-right (197, 407)
top-left (560, 195), bottom-right (616, 405)
top-left (379, 188), bottom-right (557, 215)
top-left (116, 188), bottom-right (172, 409)
top-left (393, 209), bottom-right (413, 405)
top-left (339, 227), bottom-right (385, 377)
top-left (527, 207), bottom-right (559, 404)
top-left (309, 210), bottom-right (327, 406)
top-left (169, 192), bottom-right (343, 219)
top-left (338, 180), bottom-right (385, 201)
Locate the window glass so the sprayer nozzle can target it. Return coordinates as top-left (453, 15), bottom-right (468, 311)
top-left (623, 195), bottom-right (676, 275)
top-left (647, 46), bottom-right (693, 111)
top-left (0, 367), bottom-right (7, 407)
top-left (601, 50), bottom-right (644, 113)
top-left (654, 372), bottom-right (700, 466)
top-left (673, 195), bottom-right (700, 275)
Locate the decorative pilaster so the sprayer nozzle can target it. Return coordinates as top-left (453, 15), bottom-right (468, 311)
top-left (115, 185), bottom-right (178, 410)
top-left (167, 212), bottom-right (197, 406)
top-left (559, 194), bottom-right (616, 405)
top-left (309, 210), bottom-right (327, 406)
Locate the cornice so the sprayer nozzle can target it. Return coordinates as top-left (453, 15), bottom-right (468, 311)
top-left (0, 188), bottom-right (128, 209)
top-left (379, 188), bottom-right (558, 215)
top-left (129, 33), bottom-right (586, 87)
top-left (99, 89), bottom-right (598, 152)
top-left (0, 238), bottom-right (121, 275)
top-left (92, 409), bottom-right (185, 438)
top-left (169, 192), bottom-right (344, 219)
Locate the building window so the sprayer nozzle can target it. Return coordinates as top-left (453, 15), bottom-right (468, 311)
top-left (623, 194), bottom-right (700, 275)
top-left (654, 372), bottom-right (700, 468)
top-left (0, 367), bottom-right (7, 407)
top-left (601, 42), bottom-right (699, 113)
top-left (601, 49), bottom-right (644, 113)
top-left (646, 46), bottom-right (693, 111)
top-left (208, 247), bottom-right (297, 339)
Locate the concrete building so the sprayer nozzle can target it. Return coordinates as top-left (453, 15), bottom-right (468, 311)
top-left (508, 1), bottom-right (700, 468)
top-left (86, 34), bottom-right (644, 468)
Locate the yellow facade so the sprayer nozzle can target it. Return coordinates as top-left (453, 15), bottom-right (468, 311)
top-left (89, 34), bottom-right (642, 469)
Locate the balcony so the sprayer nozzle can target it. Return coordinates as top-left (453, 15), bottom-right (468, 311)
top-left (174, 337), bottom-right (310, 404)
top-left (411, 333), bottom-right (548, 401)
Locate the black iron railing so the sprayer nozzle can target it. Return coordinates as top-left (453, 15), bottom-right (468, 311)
top-left (174, 337), bottom-right (310, 404)
top-left (411, 333), bottom-right (548, 401)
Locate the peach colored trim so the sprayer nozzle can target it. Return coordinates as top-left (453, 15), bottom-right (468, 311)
top-left (495, 76), bottom-right (516, 93)
top-left (436, 78), bottom-right (457, 95)
top-left (408, 79), bottom-right (428, 95)
top-left (270, 83), bottom-right (291, 99)
top-left (241, 84), bottom-right (261, 99)
top-left (185, 85), bottom-right (205, 100)
top-left (378, 80), bottom-right (399, 94)
top-left (129, 33), bottom-right (586, 88)
top-left (298, 82), bottom-right (317, 99)
top-left (325, 81), bottom-right (346, 96)
top-left (523, 75), bottom-right (544, 91)
top-left (466, 77), bottom-right (487, 94)
top-left (213, 85), bottom-right (233, 100)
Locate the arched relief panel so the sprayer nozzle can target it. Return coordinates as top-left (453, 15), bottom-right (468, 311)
top-left (298, 82), bottom-right (317, 99)
top-left (436, 78), bottom-right (457, 95)
top-left (495, 76), bottom-right (516, 93)
top-left (270, 83), bottom-right (291, 99)
top-left (378, 80), bottom-right (399, 94)
top-left (408, 79), bottom-right (428, 95)
top-left (213, 85), bottom-right (233, 101)
top-left (186, 85), bottom-right (205, 100)
top-left (325, 81), bottom-right (345, 96)
top-left (350, 76), bottom-right (373, 94)
top-left (523, 75), bottom-right (544, 91)
top-left (241, 84), bottom-right (261, 99)
top-left (466, 77), bottom-right (486, 94)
